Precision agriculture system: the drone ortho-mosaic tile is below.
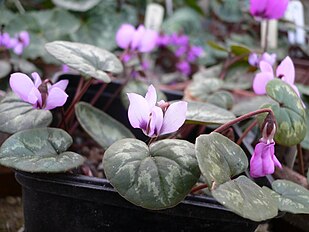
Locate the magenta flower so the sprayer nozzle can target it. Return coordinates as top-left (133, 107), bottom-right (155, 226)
top-left (116, 24), bottom-right (158, 53)
top-left (9, 31), bottom-right (30, 55)
top-left (9, 72), bottom-right (68, 110)
top-left (187, 46), bottom-right (204, 62)
top-left (250, 0), bottom-right (289, 20)
top-left (127, 85), bottom-right (187, 137)
top-left (253, 56), bottom-right (300, 96)
top-left (248, 52), bottom-right (276, 67)
top-left (250, 123), bottom-right (282, 178)
top-left (176, 60), bottom-right (191, 76)
top-left (0, 32), bottom-right (11, 48)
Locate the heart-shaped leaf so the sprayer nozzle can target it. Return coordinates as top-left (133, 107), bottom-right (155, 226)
top-left (301, 109), bottom-right (309, 150)
top-left (75, 102), bottom-right (134, 150)
top-left (0, 93), bottom-right (52, 134)
top-left (52, 0), bottom-right (101, 12)
top-left (0, 60), bottom-right (11, 79)
top-left (270, 180), bottom-right (309, 214)
top-left (212, 176), bottom-right (278, 222)
top-left (187, 78), bottom-right (223, 101)
top-left (262, 79), bottom-right (307, 146)
top-left (45, 41), bottom-right (123, 82)
top-left (210, 0), bottom-right (243, 23)
top-left (186, 102), bottom-right (236, 124)
top-left (0, 128), bottom-right (85, 172)
top-left (103, 138), bottom-right (200, 210)
top-left (195, 132), bottom-right (248, 186)
top-left (207, 91), bottom-right (234, 110)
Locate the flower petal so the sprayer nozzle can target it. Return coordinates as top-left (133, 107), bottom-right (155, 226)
top-left (261, 144), bottom-right (275, 175)
top-left (44, 87), bottom-right (68, 110)
top-left (276, 56), bottom-right (295, 85)
top-left (13, 43), bottom-right (23, 55)
top-left (160, 101), bottom-right (187, 135)
top-left (131, 25), bottom-right (145, 50)
top-left (31, 72), bottom-right (42, 88)
top-left (127, 93), bottom-right (151, 130)
top-left (138, 29), bottom-right (158, 52)
top-left (250, 143), bottom-right (264, 178)
top-left (28, 87), bottom-right (41, 106)
top-left (52, 80), bottom-right (69, 91)
top-left (253, 72), bottom-right (274, 95)
top-left (265, 0), bottom-right (288, 19)
top-left (19, 31), bottom-right (30, 47)
top-left (115, 24), bottom-right (135, 49)
top-left (10, 72), bottom-right (35, 102)
top-left (146, 106), bottom-right (163, 137)
top-left (145, 85), bottom-right (157, 108)
top-left (259, 60), bottom-right (274, 73)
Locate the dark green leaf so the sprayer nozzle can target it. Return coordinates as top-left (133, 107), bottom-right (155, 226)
top-left (195, 133), bottom-right (248, 186)
top-left (212, 176), bottom-right (278, 221)
top-left (0, 128), bottom-right (85, 172)
top-left (187, 78), bottom-right (223, 101)
top-left (210, 0), bottom-right (243, 23)
top-left (103, 138), bottom-right (200, 209)
top-left (45, 41), bottom-right (123, 82)
top-left (0, 93), bottom-right (52, 134)
top-left (0, 61), bottom-right (11, 79)
top-left (230, 44), bottom-right (251, 56)
top-left (75, 102), bottom-right (134, 150)
top-left (271, 180), bottom-right (309, 214)
top-left (232, 96), bottom-right (275, 116)
top-left (186, 102), bottom-right (236, 124)
top-left (207, 41), bottom-right (228, 52)
top-left (207, 91), bottom-right (234, 110)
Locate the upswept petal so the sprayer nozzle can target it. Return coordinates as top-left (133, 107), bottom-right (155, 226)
top-left (13, 43), bottom-right (23, 55)
top-left (131, 25), bottom-right (145, 50)
top-left (10, 73), bottom-right (35, 102)
top-left (52, 80), bottom-right (69, 91)
top-left (249, 0), bottom-right (268, 16)
top-left (31, 72), bottom-right (42, 88)
top-left (27, 87), bottom-right (41, 106)
top-left (44, 87), bottom-right (68, 110)
top-left (138, 29), bottom-right (158, 52)
top-left (261, 144), bottom-right (275, 175)
top-left (276, 56), bottom-right (295, 85)
top-left (160, 101), bottom-right (187, 135)
top-left (145, 85), bottom-right (157, 108)
top-left (253, 72), bottom-right (274, 95)
top-left (146, 106), bottom-right (163, 137)
top-left (265, 0), bottom-right (288, 19)
top-left (116, 24), bottom-right (136, 49)
top-left (19, 31), bottom-right (30, 46)
top-left (248, 53), bottom-right (259, 66)
top-left (259, 61), bottom-right (274, 73)
top-left (250, 143), bottom-right (264, 178)
top-left (272, 153), bottom-right (282, 169)
top-left (127, 93), bottom-right (151, 130)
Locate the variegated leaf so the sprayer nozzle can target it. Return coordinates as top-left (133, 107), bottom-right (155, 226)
top-left (103, 138), bottom-right (200, 210)
top-left (212, 176), bottom-right (278, 222)
top-left (0, 128), bottom-right (84, 172)
top-left (0, 93), bottom-right (52, 134)
top-left (195, 132), bottom-right (248, 186)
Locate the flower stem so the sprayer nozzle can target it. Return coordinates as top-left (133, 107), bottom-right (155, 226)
top-left (296, 143), bottom-right (305, 176)
top-left (263, 20), bottom-right (269, 52)
top-left (190, 184), bottom-right (208, 194)
top-left (236, 120), bottom-right (258, 145)
top-left (214, 108), bottom-right (274, 134)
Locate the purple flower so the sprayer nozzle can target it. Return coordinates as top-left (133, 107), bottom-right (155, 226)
top-left (127, 85), bottom-right (187, 137)
top-left (170, 33), bottom-right (189, 46)
top-left (187, 46), bottom-right (204, 62)
top-left (250, 0), bottom-right (289, 20)
top-left (176, 60), bottom-right (191, 76)
top-left (250, 123), bottom-right (282, 178)
top-left (116, 24), bottom-right (158, 53)
top-left (9, 31), bottom-right (30, 55)
top-left (157, 34), bottom-right (170, 47)
top-left (9, 72), bottom-right (68, 110)
top-left (0, 32), bottom-right (11, 48)
top-left (253, 56), bottom-right (300, 96)
top-left (248, 52), bottom-right (276, 67)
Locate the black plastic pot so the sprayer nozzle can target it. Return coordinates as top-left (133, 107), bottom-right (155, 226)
top-left (16, 171), bottom-right (261, 232)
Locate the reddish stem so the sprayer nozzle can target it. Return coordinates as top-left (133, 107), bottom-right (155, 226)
top-left (190, 184), bottom-right (208, 194)
top-left (296, 144), bottom-right (305, 176)
top-left (214, 108), bottom-right (274, 134)
top-left (236, 120), bottom-right (258, 145)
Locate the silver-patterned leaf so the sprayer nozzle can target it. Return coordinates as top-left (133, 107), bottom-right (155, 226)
top-left (75, 102), bottom-right (134, 150)
top-left (52, 0), bottom-right (101, 12)
top-left (187, 78), bottom-right (223, 101)
top-left (195, 132), bottom-right (248, 186)
top-left (186, 102), bottom-right (236, 124)
top-left (0, 93), bottom-right (52, 134)
top-left (271, 180), bottom-right (309, 214)
top-left (0, 128), bottom-right (85, 172)
top-left (212, 176), bottom-right (278, 221)
top-left (103, 138), bottom-right (200, 210)
top-left (45, 41), bottom-right (123, 82)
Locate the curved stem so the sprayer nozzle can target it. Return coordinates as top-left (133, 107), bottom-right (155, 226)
top-left (214, 108), bottom-right (274, 134)
top-left (236, 120), bottom-right (258, 145)
top-left (190, 184), bottom-right (208, 194)
top-left (296, 143), bottom-right (305, 176)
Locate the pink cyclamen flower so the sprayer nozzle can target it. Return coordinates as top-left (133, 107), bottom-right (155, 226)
top-left (127, 85), bottom-right (187, 137)
top-left (250, 0), bottom-right (289, 20)
top-left (250, 123), bottom-right (282, 178)
top-left (116, 24), bottom-right (158, 53)
top-left (253, 56), bottom-right (300, 96)
top-left (176, 60), bottom-right (191, 76)
top-left (10, 72), bottom-right (68, 110)
top-left (0, 32), bottom-right (11, 48)
top-left (248, 52), bottom-right (276, 67)
top-left (9, 31), bottom-right (30, 55)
